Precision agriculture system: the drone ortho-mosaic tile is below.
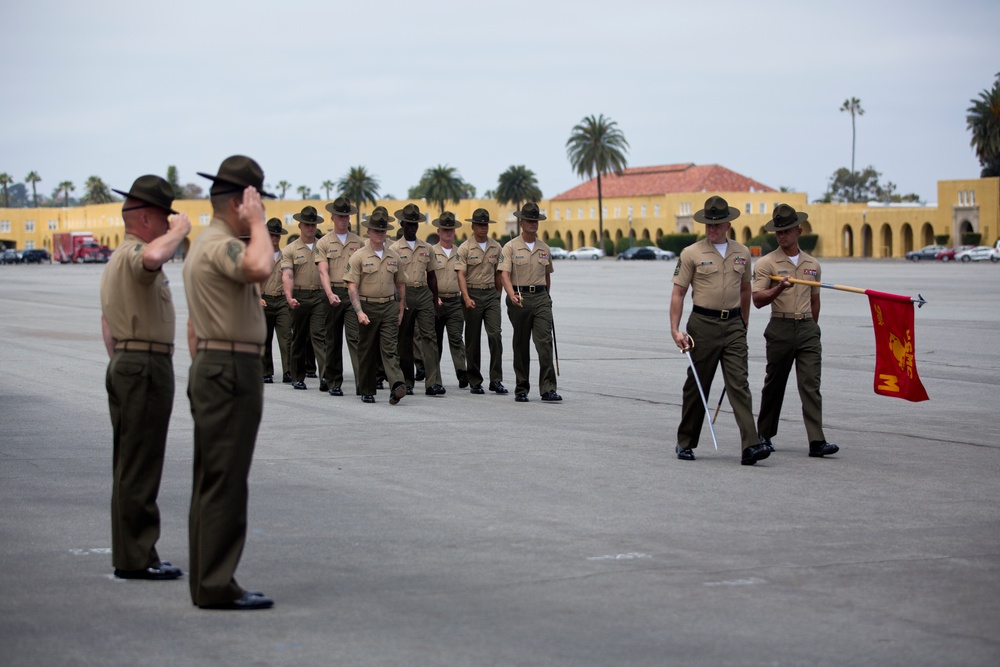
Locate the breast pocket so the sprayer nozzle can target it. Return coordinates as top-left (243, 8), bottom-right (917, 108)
top-left (467, 253), bottom-right (483, 266)
top-left (293, 254), bottom-right (309, 267)
top-left (695, 263), bottom-right (719, 276)
top-left (362, 262), bottom-right (378, 275)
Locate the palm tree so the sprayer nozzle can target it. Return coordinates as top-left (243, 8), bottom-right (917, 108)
top-left (25, 171), bottom-right (42, 207)
top-left (83, 176), bottom-right (114, 204)
top-left (337, 165), bottom-right (381, 234)
top-left (277, 180), bottom-right (292, 199)
top-left (0, 173), bottom-right (13, 207)
top-left (566, 114), bottom-right (630, 251)
top-left (495, 165), bottom-right (543, 215)
top-left (321, 180), bottom-right (335, 199)
top-left (57, 181), bottom-right (75, 207)
top-left (840, 97), bottom-right (865, 199)
top-left (417, 164), bottom-right (470, 216)
top-left (296, 184), bottom-right (311, 199)
top-left (967, 73), bottom-right (1000, 177)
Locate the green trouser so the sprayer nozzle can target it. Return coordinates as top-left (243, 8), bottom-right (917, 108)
top-left (290, 289), bottom-right (326, 383)
top-left (106, 350), bottom-right (173, 571)
top-left (399, 286), bottom-right (442, 388)
top-left (677, 312), bottom-right (758, 451)
top-left (262, 294), bottom-right (291, 377)
top-left (357, 299), bottom-right (405, 396)
top-left (506, 290), bottom-right (556, 396)
top-left (322, 286), bottom-right (360, 390)
top-left (464, 288), bottom-right (504, 386)
top-left (187, 350), bottom-right (263, 607)
top-left (757, 318), bottom-right (825, 443)
top-left (434, 296), bottom-right (467, 381)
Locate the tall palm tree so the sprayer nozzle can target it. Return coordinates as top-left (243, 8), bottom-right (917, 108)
top-left (277, 180), bottom-right (292, 199)
top-left (83, 176), bottom-right (114, 204)
top-left (337, 166), bottom-right (381, 234)
top-left (25, 171), bottom-right (42, 207)
top-left (296, 184), bottom-right (311, 199)
top-left (840, 97), bottom-right (864, 199)
top-left (57, 181), bottom-right (75, 207)
top-left (0, 173), bottom-right (13, 207)
top-left (967, 73), bottom-right (1000, 177)
top-left (418, 164), bottom-right (469, 216)
top-left (321, 180), bottom-right (335, 199)
top-left (566, 114), bottom-right (630, 251)
top-left (495, 165), bottom-right (543, 215)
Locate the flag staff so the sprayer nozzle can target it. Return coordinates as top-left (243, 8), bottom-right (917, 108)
top-left (771, 276), bottom-right (927, 308)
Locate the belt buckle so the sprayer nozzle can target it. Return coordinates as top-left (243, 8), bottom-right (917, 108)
top-left (528, 285), bottom-right (537, 293)
top-left (719, 309), bottom-right (730, 320)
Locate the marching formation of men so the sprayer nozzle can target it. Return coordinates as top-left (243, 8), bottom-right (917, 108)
top-left (101, 155), bottom-right (840, 611)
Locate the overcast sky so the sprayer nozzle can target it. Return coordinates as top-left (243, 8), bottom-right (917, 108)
top-left (3, 0), bottom-right (998, 206)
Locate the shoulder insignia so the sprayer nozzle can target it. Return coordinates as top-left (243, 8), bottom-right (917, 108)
top-left (133, 244), bottom-right (142, 252)
top-left (226, 241), bottom-right (242, 264)
top-left (673, 261), bottom-right (681, 276)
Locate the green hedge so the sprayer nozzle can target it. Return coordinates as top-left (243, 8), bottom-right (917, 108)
top-left (546, 237), bottom-right (566, 249)
top-left (746, 233), bottom-right (777, 254)
top-left (614, 238), bottom-right (654, 254)
top-left (799, 234), bottom-right (818, 252)
top-left (935, 234), bottom-right (950, 245)
top-left (657, 234), bottom-right (699, 255)
top-left (961, 232), bottom-right (982, 246)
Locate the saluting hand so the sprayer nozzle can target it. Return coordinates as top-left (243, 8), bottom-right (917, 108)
top-left (236, 186), bottom-right (265, 226)
top-left (168, 212), bottom-right (192, 237)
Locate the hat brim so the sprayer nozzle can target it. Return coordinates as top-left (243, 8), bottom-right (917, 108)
top-left (393, 210), bottom-right (428, 223)
top-left (268, 226), bottom-right (288, 235)
top-left (196, 172), bottom-right (276, 199)
top-left (325, 203), bottom-right (359, 216)
top-left (513, 212), bottom-right (547, 221)
top-left (362, 222), bottom-right (396, 231)
top-left (432, 220), bottom-right (463, 229)
top-left (292, 215), bottom-right (324, 224)
top-left (692, 207), bottom-right (740, 224)
top-left (464, 217), bottom-right (498, 224)
top-left (113, 189), bottom-right (178, 215)
top-left (763, 213), bottom-right (808, 232)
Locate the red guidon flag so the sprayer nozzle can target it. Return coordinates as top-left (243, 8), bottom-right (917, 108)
top-left (867, 290), bottom-right (929, 402)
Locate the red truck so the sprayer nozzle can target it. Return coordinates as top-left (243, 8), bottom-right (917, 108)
top-left (53, 232), bottom-right (109, 263)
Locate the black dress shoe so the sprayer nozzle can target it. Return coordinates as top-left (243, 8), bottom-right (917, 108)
top-left (809, 441), bottom-right (840, 457)
top-left (282, 371), bottom-right (292, 383)
top-left (458, 372), bottom-right (469, 389)
top-left (389, 382), bottom-right (407, 405)
top-left (489, 381), bottom-right (508, 395)
top-left (425, 384), bottom-right (446, 395)
top-left (675, 445), bottom-right (696, 461)
top-left (114, 561), bottom-right (183, 580)
top-left (540, 390), bottom-right (562, 402)
top-left (741, 443), bottom-right (772, 466)
top-left (292, 381), bottom-right (307, 390)
top-left (470, 384), bottom-right (485, 394)
top-left (414, 367), bottom-right (426, 381)
top-left (405, 386), bottom-right (414, 395)
top-left (305, 371), bottom-right (318, 379)
top-left (262, 375), bottom-right (273, 384)
top-left (319, 379), bottom-right (329, 392)
top-left (200, 591), bottom-right (274, 611)
top-left (376, 379), bottom-right (385, 389)
top-left (515, 393), bottom-right (529, 402)
top-left (760, 436), bottom-right (775, 453)
top-left (361, 395), bottom-right (376, 403)
top-left (328, 387), bottom-right (344, 396)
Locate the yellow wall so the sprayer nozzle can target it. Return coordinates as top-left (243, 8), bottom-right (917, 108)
top-left (2, 177), bottom-right (997, 258)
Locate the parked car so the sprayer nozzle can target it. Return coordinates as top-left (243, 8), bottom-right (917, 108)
top-left (935, 245), bottom-right (975, 262)
top-left (567, 246), bottom-right (605, 260)
top-left (955, 246), bottom-right (1000, 263)
top-left (549, 247), bottom-right (568, 260)
top-left (617, 246), bottom-right (658, 260)
top-left (905, 244), bottom-right (948, 261)
top-left (1, 249), bottom-right (22, 264)
top-left (651, 247), bottom-right (677, 260)
top-left (20, 249), bottom-right (51, 264)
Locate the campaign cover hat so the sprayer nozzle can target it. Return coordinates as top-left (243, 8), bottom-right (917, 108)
top-left (266, 217), bottom-right (287, 235)
top-left (363, 206), bottom-right (396, 231)
top-left (431, 211), bottom-right (462, 229)
top-left (763, 203), bottom-right (808, 232)
top-left (113, 175), bottom-right (177, 214)
top-left (513, 202), bottom-right (546, 221)
top-left (464, 208), bottom-right (498, 224)
top-left (394, 203), bottom-right (428, 224)
top-left (692, 196), bottom-right (740, 224)
top-left (197, 155), bottom-right (275, 198)
top-left (325, 196), bottom-right (358, 217)
top-left (292, 206), bottom-right (323, 224)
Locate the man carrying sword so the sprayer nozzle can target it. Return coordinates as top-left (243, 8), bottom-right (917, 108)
top-left (670, 196), bottom-right (769, 465)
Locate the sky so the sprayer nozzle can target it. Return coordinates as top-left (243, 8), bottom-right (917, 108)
top-left (3, 0), bottom-right (998, 206)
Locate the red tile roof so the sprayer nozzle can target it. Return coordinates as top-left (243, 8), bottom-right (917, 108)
top-left (552, 164), bottom-right (775, 201)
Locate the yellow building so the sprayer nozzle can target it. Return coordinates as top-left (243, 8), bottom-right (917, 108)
top-left (1, 167), bottom-right (996, 259)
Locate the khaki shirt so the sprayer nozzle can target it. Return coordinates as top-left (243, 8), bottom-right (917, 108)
top-left (390, 237), bottom-right (439, 287)
top-left (261, 250), bottom-right (284, 296)
top-left (100, 232), bottom-right (175, 344)
top-left (672, 238), bottom-right (751, 311)
top-left (314, 231), bottom-right (364, 284)
top-left (344, 241), bottom-right (405, 298)
top-left (432, 243), bottom-right (461, 294)
top-left (183, 218), bottom-right (265, 344)
top-left (456, 237), bottom-right (502, 287)
top-left (280, 238), bottom-right (321, 289)
top-left (498, 236), bottom-right (554, 286)
top-left (752, 248), bottom-right (821, 314)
